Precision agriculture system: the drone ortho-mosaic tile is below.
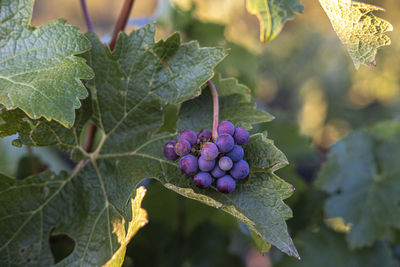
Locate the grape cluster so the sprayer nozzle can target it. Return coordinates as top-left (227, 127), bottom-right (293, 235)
top-left (163, 121), bottom-right (250, 193)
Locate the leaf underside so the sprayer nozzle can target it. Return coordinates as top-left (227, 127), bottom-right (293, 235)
top-left (246, 0), bottom-right (304, 43)
top-left (316, 121), bottom-right (400, 248)
top-left (319, 0), bottom-right (393, 69)
top-left (0, 0), bottom-right (94, 127)
top-left (0, 23), bottom-right (298, 265)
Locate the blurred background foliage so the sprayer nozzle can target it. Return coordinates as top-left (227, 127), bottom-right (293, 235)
top-left (1, 0), bottom-right (399, 266)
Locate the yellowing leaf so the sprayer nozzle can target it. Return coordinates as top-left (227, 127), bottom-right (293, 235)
top-left (319, 0), bottom-right (393, 69)
top-left (103, 186), bottom-right (148, 267)
top-left (246, 0), bottom-right (304, 43)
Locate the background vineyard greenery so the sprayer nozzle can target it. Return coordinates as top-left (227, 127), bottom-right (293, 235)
top-left (0, 0), bottom-right (399, 266)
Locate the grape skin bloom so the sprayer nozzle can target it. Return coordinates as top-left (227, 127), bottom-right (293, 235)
top-left (178, 129), bottom-right (197, 146)
top-left (174, 139), bottom-right (191, 156)
top-left (163, 121), bottom-right (250, 193)
top-left (233, 128), bottom-right (250, 145)
top-left (226, 145), bottom-right (244, 162)
top-left (179, 155), bottom-right (198, 175)
top-left (198, 156), bottom-right (216, 172)
top-left (197, 129), bottom-right (212, 143)
top-left (230, 160), bottom-right (250, 179)
top-left (215, 134), bottom-right (234, 153)
top-left (217, 121), bottom-right (235, 136)
top-left (200, 142), bottom-right (219, 160)
top-left (163, 141), bottom-right (179, 160)
top-left (219, 156), bottom-right (233, 171)
top-left (193, 172), bottom-right (213, 188)
top-left (211, 165), bottom-right (226, 178)
top-left (216, 175), bottom-right (236, 193)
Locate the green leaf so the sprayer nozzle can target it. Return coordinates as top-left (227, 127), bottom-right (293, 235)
top-left (276, 226), bottom-right (399, 267)
top-left (316, 121), bottom-right (400, 248)
top-left (246, 0), bottom-right (304, 43)
top-left (319, 0), bottom-right (393, 69)
top-left (0, 96), bottom-right (92, 151)
top-left (0, 0), bottom-right (94, 127)
top-left (0, 169), bottom-right (147, 266)
top-left (85, 25), bottom-right (296, 257)
top-left (0, 24), bottom-right (228, 266)
top-left (0, 24), bottom-right (297, 265)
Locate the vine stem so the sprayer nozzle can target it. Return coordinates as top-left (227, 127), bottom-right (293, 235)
top-left (207, 80), bottom-right (219, 140)
top-left (79, 0), bottom-right (94, 32)
top-left (82, 0), bottom-right (136, 152)
top-left (109, 0), bottom-right (136, 51)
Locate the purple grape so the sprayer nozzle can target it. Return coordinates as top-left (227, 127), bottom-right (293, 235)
top-left (197, 129), bottom-right (212, 143)
top-left (200, 142), bottom-right (219, 160)
top-left (226, 145), bottom-right (244, 162)
top-left (219, 156), bottom-right (233, 171)
top-left (234, 128), bottom-right (250, 145)
top-left (198, 156), bottom-right (215, 172)
top-left (178, 129), bottom-right (197, 146)
top-left (215, 134), bottom-right (234, 153)
top-left (217, 121), bottom-right (235, 136)
top-left (163, 141), bottom-right (179, 160)
top-left (179, 155), bottom-right (198, 175)
top-left (174, 139), bottom-right (191, 156)
top-left (230, 160), bottom-right (250, 179)
top-left (211, 165), bottom-right (226, 178)
top-left (216, 175), bottom-right (236, 193)
top-left (193, 172), bottom-right (213, 189)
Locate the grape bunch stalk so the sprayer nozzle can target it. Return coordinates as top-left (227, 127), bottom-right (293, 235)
top-left (163, 81), bottom-right (251, 193)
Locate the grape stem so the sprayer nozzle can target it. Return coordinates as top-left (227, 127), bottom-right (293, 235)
top-left (82, 0), bottom-right (136, 152)
top-left (79, 0), bottom-right (94, 32)
top-left (207, 80), bottom-right (219, 140)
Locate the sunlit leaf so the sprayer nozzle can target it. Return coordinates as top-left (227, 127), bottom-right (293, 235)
top-left (319, 0), bottom-right (393, 68)
top-left (103, 187), bottom-right (148, 267)
top-left (246, 0), bottom-right (304, 43)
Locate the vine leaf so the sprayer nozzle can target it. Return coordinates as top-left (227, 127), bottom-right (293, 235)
top-left (316, 121), bottom-right (400, 248)
top-left (177, 83), bottom-right (295, 256)
top-left (319, 0), bottom-right (393, 69)
top-left (0, 96), bottom-right (92, 154)
top-left (0, 169), bottom-right (148, 267)
top-left (103, 187), bottom-right (148, 267)
top-left (246, 0), bottom-right (304, 43)
top-left (276, 226), bottom-right (399, 267)
top-left (0, 24), bottom-right (228, 266)
top-left (0, 24), bottom-right (298, 265)
top-left (0, 0), bottom-right (94, 127)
